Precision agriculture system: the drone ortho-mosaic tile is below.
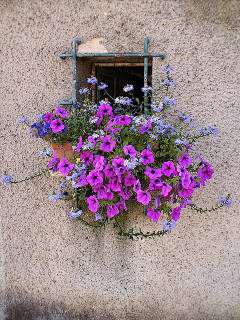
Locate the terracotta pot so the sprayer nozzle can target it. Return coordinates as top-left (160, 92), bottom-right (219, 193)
top-left (51, 142), bottom-right (74, 160)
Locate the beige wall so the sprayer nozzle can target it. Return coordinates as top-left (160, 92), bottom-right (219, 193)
top-left (0, 0), bottom-right (239, 319)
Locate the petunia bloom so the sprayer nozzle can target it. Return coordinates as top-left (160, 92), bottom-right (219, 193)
top-left (87, 170), bottom-right (103, 186)
top-left (45, 112), bottom-right (53, 123)
top-left (87, 195), bottom-right (99, 213)
top-left (137, 190), bottom-right (151, 205)
top-left (50, 119), bottom-right (65, 133)
top-left (55, 106), bottom-right (70, 118)
top-left (140, 149), bottom-right (154, 165)
top-left (80, 152), bottom-right (93, 165)
top-left (161, 161), bottom-right (175, 177)
top-left (177, 153), bottom-right (192, 168)
top-left (100, 135), bottom-right (116, 152)
top-left (107, 204), bottom-right (119, 218)
top-left (58, 158), bottom-right (74, 176)
top-left (124, 145), bottom-right (137, 158)
top-left (170, 207), bottom-right (181, 221)
top-left (147, 208), bottom-right (161, 222)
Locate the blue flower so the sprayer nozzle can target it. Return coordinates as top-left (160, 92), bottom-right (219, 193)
top-left (165, 78), bottom-right (175, 86)
top-left (164, 97), bottom-right (176, 105)
top-left (40, 150), bottom-right (46, 157)
top-left (49, 191), bottom-right (61, 200)
top-left (46, 148), bottom-right (53, 155)
top-left (98, 83), bottom-right (108, 90)
top-left (18, 116), bottom-right (29, 123)
top-left (1, 173), bottom-right (12, 185)
top-left (58, 181), bottom-right (67, 190)
top-left (70, 208), bottom-right (82, 219)
top-left (79, 87), bottom-right (89, 95)
top-left (87, 77), bottom-right (98, 85)
top-left (123, 84), bottom-right (134, 92)
top-left (162, 65), bottom-right (173, 72)
top-left (220, 197), bottom-right (232, 207)
top-left (141, 86), bottom-right (153, 93)
top-left (208, 126), bottom-right (218, 136)
top-left (151, 101), bottom-right (163, 112)
top-left (163, 219), bottom-right (176, 231)
top-left (95, 212), bottom-right (104, 221)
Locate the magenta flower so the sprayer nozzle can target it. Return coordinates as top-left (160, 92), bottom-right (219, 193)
top-left (124, 145), bottom-right (137, 158)
top-left (75, 136), bottom-right (83, 152)
top-left (147, 208), bottom-right (161, 222)
top-left (161, 161), bottom-right (175, 177)
top-left (145, 166), bottom-right (162, 179)
top-left (118, 188), bottom-right (133, 200)
top-left (93, 155), bottom-right (106, 171)
top-left (177, 164), bottom-right (187, 177)
top-left (137, 190), bottom-right (151, 205)
top-left (181, 171), bottom-right (191, 188)
top-left (87, 195), bottom-right (99, 213)
top-left (125, 174), bottom-right (136, 187)
top-left (140, 149), bottom-right (154, 165)
top-left (155, 197), bottom-right (161, 208)
top-left (109, 176), bottom-right (122, 192)
top-left (87, 170), bottom-right (103, 186)
top-left (50, 119), bottom-right (65, 133)
top-left (177, 153), bottom-right (192, 168)
top-left (97, 104), bottom-right (113, 118)
top-left (197, 154), bottom-right (212, 167)
top-left (58, 158), bottom-right (74, 176)
top-left (103, 164), bottom-right (115, 178)
top-left (180, 199), bottom-right (191, 208)
top-left (171, 207), bottom-right (181, 221)
top-left (107, 204), bottom-right (119, 218)
top-left (116, 200), bottom-right (128, 211)
top-left (118, 115), bottom-right (132, 126)
top-left (80, 152), bottom-right (93, 165)
top-left (48, 152), bottom-right (58, 168)
top-left (178, 187), bottom-right (194, 198)
top-left (77, 171), bottom-right (88, 186)
top-left (112, 157), bottom-right (126, 176)
top-left (198, 166), bottom-right (214, 185)
top-left (100, 135), bottom-right (116, 152)
top-left (45, 112), bottom-right (53, 123)
top-left (133, 180), bottom-right (141, 193)
top-left (55, 106), bottom-right (70, 118)
top-left (159, 182), bottom-right (172, 197)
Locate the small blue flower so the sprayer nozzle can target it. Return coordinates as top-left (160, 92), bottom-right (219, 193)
top-left (1, 173), bottom-right (12, 185)
top-left (123, 84), bottom-right (134, 92)
top-left (40, 150), bottom-right (46, 157)
top-left (141, 86), bottom-right (153, 93)
top-left (162, 65), bottom-right (173, 72)
top-left (163, 219), bottom-right (176, 231)
top-left (165, 78), bottom-right (175, 86)
top-left (79, 88), bottom-right (89, 95)
top-left (95, 212), bottom-right (104, 221)
top-left (164, 97), bottom-right (176, 105)
top-left (18, 116), bottom-right (29, 123)
top-left (58, 181), bottom-right (67, 190)
top-left (87, 77), bottom-right (98, 85)
top-left (37, 114), bottom-right (45, 120)
top-left (208, 126), bottom-right (218, 136)
top-left (46, 148), bottom-right (53, 155)
top-left (49, 191), bottom-right (61, 200)
top-left (220, 197), bottom-right (232, 207)
top-left (98, 83), bottom-right (108, 90)
top-left (70, 208), bottom-right (82, 219)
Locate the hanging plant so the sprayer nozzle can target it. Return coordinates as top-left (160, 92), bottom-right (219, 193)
top-left (2, 66), bottom-right (232, 239)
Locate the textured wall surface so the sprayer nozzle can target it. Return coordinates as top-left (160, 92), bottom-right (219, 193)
top-left (0, 0), bottom-right (239, 319)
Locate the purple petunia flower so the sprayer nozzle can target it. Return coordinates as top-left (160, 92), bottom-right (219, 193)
top-left (87, 195), bottom-right (99, 213)
top-left (124, 145), bottom-right (137, 158)
top-left (124, 174), bottom-right (137, 187)
top-left (58, 158), bottom-right (74, 176)
top-left (100, 135), bottom-right (116, 152)
top-left (75, 136), bottom-right (83, 152)
top-left (178, 187), bottom-right (194, 198)
top-left (87, 170), bottom-right (103, 186)
top-left (107, 204), bottom-right (120, 218)
top-left (97, 104), bottom-right (113, 118)
top-left (145, 166), bottom-right (162, 179)
top-left (197, 166), bottom-right (214, 185)
top-left (161, 161), bottom-right (175, 177)
top-left (50, 119), bottom-right (65, 133)
top-left (140, 149), bottom-right (154, 165)
top-left (147, 208), bottom-right (161, 222)
top-left (118, 115), bottom-right (132, 126)
top-left (159, 182), bottom-right (172, 197)
top-left (177, 153), bottom-right (192, 168)
top-left (197, 154), bottom-right (212, 167)
top-left (103, 164), bottom-right (115, 178)
top-left (137, 190), bottom-right (151, 205)
top-left (48, 152), bottom-right (59, 168)
top-left (133, 180), bottom-right (141, 193)
top-left (170, 207), bottom-right (181, 221)
top-left (55, 106), bottom-right (70, 118)
top-left (80, 152), bottom-right (93, 165)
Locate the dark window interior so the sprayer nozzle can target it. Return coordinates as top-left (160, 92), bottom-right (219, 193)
top-left (95, 66), bottom-right (152, 104)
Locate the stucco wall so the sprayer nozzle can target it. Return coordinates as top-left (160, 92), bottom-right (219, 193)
top-left (0, 0), bottom-right (239, 319)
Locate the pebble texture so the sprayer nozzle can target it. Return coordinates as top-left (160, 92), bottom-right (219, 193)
top-left (0, 0), bottom-right (239, 319)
